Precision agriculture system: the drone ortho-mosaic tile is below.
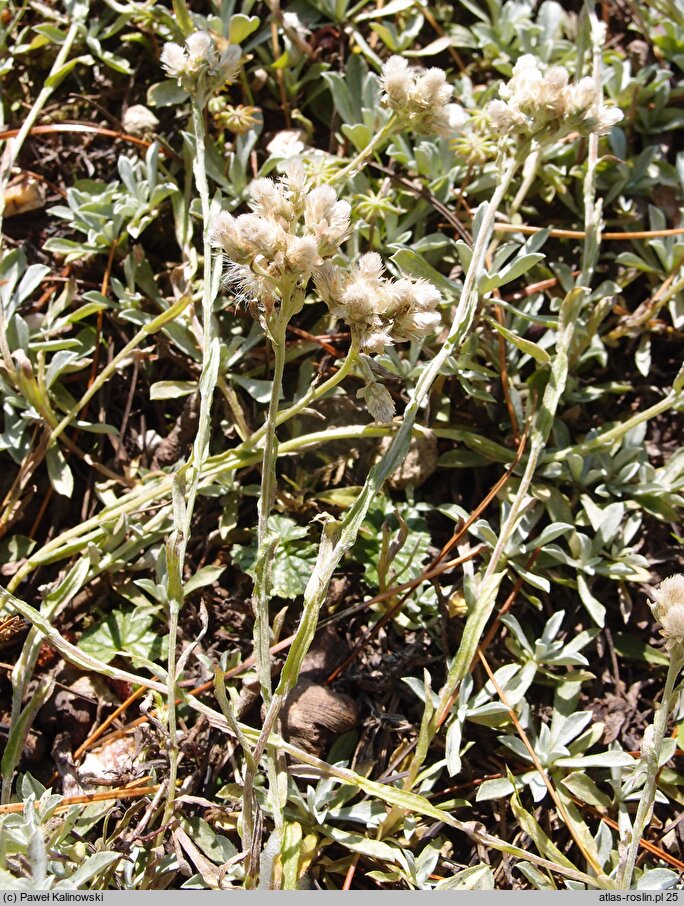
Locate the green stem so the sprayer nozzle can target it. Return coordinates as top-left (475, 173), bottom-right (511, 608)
top-left (329, 114), bottom-right (399, 185)
top-left (254, 309), bottom-right (289, 704)
top-left (543, 390), bottom-right (681, 463)
top-left (616, 648), bottom-right (684, 888)
top-left (272, 339), bottom-right (359, 432)
top-left (160, 99), bottom-right (220, 827)
top-left (396, 10), bottom-right (610, 806)
top-left (488, 148), bottom-right (540, 259)
top-left (579, 10), bottom-right (604, 290)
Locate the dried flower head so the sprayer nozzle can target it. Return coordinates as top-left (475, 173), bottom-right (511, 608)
top-left (649, 574), bottom-right (684, 649)
top-left (161, 30), bottom-right (241, 103)
top-left (357, 380), bottom-right (395, 423)
top-left (487, 54), bottom-right (622, 140)
top-left (211, 164), bottom-right (351, 317)
top-left (380, 55), bottom-right (467, 137)
top-left (315, 253), bottom-right (442, 353)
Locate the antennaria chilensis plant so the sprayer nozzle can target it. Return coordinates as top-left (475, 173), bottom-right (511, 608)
top-left (0, 0), bottom-right (683, 891)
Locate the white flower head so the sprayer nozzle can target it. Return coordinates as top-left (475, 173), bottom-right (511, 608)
top-left (161, 30), bottom-right (241, 103)
top-left (314, 261), bottom-right (349, 308)
top-left (380, 55), bottom-right (467, 137)
top-left (316, 253), bottom-right (441, 353)
top-left (305, 186), bottom-right (351, 256)
top-left (487, 54), bottom-right (622, 140)
top-left (248, 178), bottom-right (283, 217)
top-left (282, 159), bottom-right (309, 202)
top-left (573, 76), bottom-right (598, 111)
top-left (213, 167), bottom-right (350, 316)
top-left (649, 574), bottom-right (684, 649)
top-left (211, 211), bottom-right (252, 263)
top-left (285, 235), bottom-right (320, 275)
top-left (266, 129), bottom-right (307, 159)
top-left (185, 30), bottom-right (215, 68)
top-left (381, 56), bottom-right (412, 106)
top-left (595, 106), bottom-right (624, 135)
top-left (160, 42), bottom-right (186, 79)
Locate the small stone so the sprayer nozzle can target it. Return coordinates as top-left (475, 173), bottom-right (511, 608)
top-left (299, 626), bottom-right (348, 680)
top-left (122, 104), bottom-right (159, 136)
top-left (280, 678), bottom-right (358, 755)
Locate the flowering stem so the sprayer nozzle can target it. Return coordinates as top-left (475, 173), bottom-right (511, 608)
top-left (330, 114), bottom-right (400, 185)
top-left (254, 305), bottom-right (291, 704)
top-left (161, 98), bottom-right (221, 829)
top-left (580, 11), bottom-right (605, 289)
top-left (247, 290), bottom-right (316, 885)
top-left (616, 647), bottom-right (684, 888)
top-left (252, 144), bottom-right (529, 835)
top-left (250, 315), bottom-right (360, 708)
top-left (488, 148), bottom-right (540, 260)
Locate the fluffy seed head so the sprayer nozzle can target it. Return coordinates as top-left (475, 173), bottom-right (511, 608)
top-left (649, 574), bottom-right (684, 648)
top-left (381, 56), bottom-right (412, 105)
top-left (213, 167), bottom-right (350, 315)
top-left (316, 253), bottom-right (441, 353)
top-left (285, 235), bottom-right (320, 275)
top-left (248, 178), bottom-right (282, 216)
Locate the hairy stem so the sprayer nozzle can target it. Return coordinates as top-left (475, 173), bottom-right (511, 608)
top-left (161, 99), bottom-right (220, 826)
top-left (254, 308), bottom-right (290, 704)
top-left (616, 648), bottom-right (684, 888)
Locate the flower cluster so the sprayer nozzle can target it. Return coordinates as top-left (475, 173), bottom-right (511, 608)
top-left (380, 56), bottom-right (467, 137)
top-left (211, 162), bottom-right (351, 316)
top-left (649, 574), bottom-right (684, 649)
top-left (161, 31), bottom-right (241, 102)
top-left (314, 252), bottom-right (442, 354)
top-left (487, 54), bottom-right (623, 139)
